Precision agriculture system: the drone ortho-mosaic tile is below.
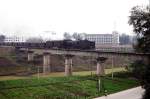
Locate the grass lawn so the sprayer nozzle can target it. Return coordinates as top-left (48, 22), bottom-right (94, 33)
top-left (0, 67), bottom-right (125, 81)
top-left (0, 72), bottom-right (139, 99)
top-left (74, 67), bottom-right (126, 76)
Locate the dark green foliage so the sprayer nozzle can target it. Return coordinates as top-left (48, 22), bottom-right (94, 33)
top-left (107, 71), bottom-right (133, 78)
top-left (128, 60), bottom-right (146, 79)
top-left (129, 6), bottom-right (150, 99)
top-left (129, 6), bottom-right (150, 53)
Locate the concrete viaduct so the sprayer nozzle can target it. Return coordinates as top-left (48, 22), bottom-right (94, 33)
top-left (19, 48), bottom-right (150, 76)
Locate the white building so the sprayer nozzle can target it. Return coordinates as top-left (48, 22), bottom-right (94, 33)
top-left (4, 36), bottom-right (26, 42)
top-left (85, 31), bottom-right (119, 45)
top-left (96, 45), bottom-right (134, 52)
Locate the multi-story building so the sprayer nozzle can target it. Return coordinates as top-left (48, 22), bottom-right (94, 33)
top-left (85, 31), bottom-right (119, 46)
top-left (96, 45), bottom-right (134, 52)
top-left (4, 36), bottom-right (26, 42)
top-left (84, 32), bottom-right (135, 52)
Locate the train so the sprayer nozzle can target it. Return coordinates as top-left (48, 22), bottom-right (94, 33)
top-left (0, 40), bottom-right (95, 50)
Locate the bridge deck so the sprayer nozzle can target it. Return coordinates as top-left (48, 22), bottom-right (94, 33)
top-left (20, 48), bottom-right (150, 57)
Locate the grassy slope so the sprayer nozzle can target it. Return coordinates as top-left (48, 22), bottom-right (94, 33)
top-left (0, 74), bottom-right (139, 99)
top-left (0, 48), bottom-right (30, 76)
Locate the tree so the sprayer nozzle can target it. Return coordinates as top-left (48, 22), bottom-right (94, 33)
top-left (128, 60), bottom-right (146, 80)
top-left (0, 35), bottom-right (5, 42)
top-left (63, 32), bottom-right (72, 40)
top-left (26, 37), bottom-right (43, 43)
top-left (72, 32), bottom-right (84, 40)
top-left (129, 6), bottom-right (150, 99)
top-left (129, 6), bottom-right (150, 53)
top-left (119, 33), bottom-right (131, 45)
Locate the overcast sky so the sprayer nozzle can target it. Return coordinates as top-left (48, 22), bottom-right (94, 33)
top-left (0, 0), bottom-right (148, 39)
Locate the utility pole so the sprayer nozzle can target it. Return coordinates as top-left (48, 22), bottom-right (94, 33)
top-left (111, 56), bottom-right (114, 79)
top-left (37, 66), bottom-right (40, 80)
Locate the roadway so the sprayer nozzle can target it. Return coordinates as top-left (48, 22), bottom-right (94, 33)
top-left (94, 86), bottom-right (144, 99)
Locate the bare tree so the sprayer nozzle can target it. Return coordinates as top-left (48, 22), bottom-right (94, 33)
top-left (63, 32), bottom-right (72, 40)
top-left (26, 37), bottom-right (43, 43)
top-left (72, 32), bottom-right (84, 40)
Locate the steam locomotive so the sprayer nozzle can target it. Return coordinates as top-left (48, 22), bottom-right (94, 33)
top-left (0, 40), bottom-right (95, 50)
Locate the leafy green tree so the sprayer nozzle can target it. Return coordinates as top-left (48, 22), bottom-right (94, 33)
top-left (129, 6), bottom-right (150, 53)
top-left (128, 60), bottom-right (146, 81)
top-left (129, 6), bottom-right (150, 99)
top-left (0, 35), bottom-right (5, 42)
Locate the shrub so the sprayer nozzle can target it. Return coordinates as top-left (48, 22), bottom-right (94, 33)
top-left (127, 60), bottom-right (146, 80)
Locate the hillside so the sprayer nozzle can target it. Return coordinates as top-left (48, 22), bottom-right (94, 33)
top-left (0, 47), bottom-right (29, 76)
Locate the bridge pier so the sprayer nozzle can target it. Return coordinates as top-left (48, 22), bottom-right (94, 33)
top-left (27, 51), bottom-right (34, 61)
top-left (96, 57), bottom-right (107, 76)
top-left (65, 54), bottom-right (74, 76)
top-left (43, 52), bottom-right (51, 74)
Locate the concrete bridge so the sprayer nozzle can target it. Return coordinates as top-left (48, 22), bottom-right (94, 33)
top-left (20, 48), bottom-right (149, 76)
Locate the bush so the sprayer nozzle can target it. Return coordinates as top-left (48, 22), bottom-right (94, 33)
top-left (127, 60), bottom-right (146, 80)
top-left (127, 60), bottom-right (150, 99)
top-left (108, 72), bottom-right (133, 78)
